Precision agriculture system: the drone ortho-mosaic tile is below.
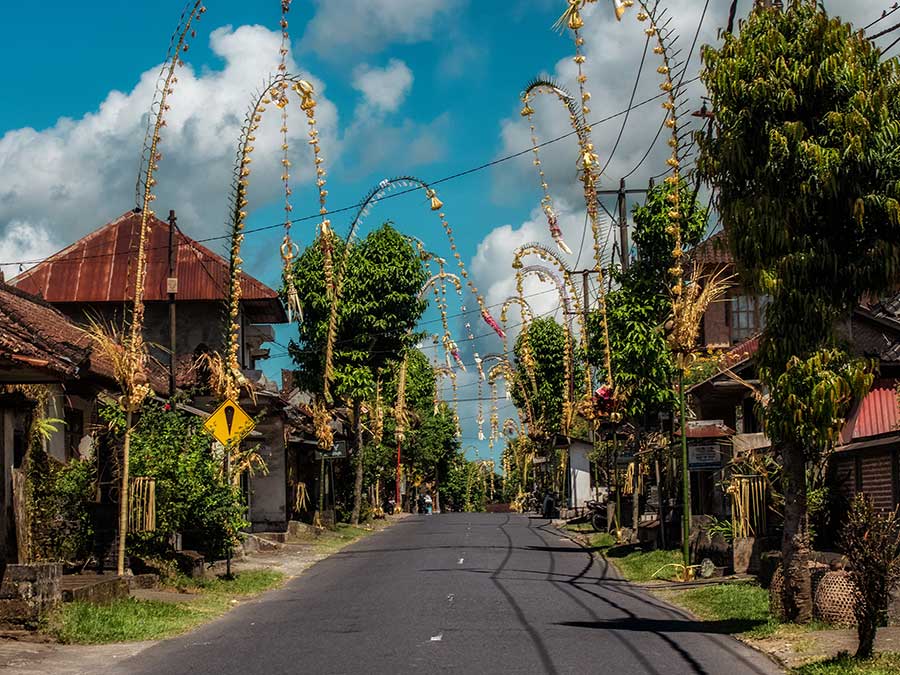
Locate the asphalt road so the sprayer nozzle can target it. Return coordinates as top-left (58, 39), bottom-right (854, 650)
top-left (108, 513), bottom-right (781, 675)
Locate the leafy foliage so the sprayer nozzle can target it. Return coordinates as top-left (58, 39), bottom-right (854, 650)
top-left (513, 317), bottom-right (568, 443)
top-left (287, 224), bottom-right (428, 402)
top-left (841, 495), bottom-right (900, 659)
top-left (587, 180), bottom-right (706, 421)
top-left (699, 2), bottom-right (900, 375)
top-left (102, 402), bottom-right (247, 560)
top-left (764, 349), bottom-right (872, 459)
top-left (27, 449), bottom-right (96, 564)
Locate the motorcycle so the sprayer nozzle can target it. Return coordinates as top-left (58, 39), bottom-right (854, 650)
top-left (585, 499), bottom-right (607, 532)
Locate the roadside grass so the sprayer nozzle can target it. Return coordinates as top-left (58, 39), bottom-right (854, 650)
top-left (47, 569), bottom-right (284, 644)
top-left (309, 524), bottom-right (375, 554)
top-left (564, 521), bottom-right (596, 533)
top-left (606, 547), bottom-right (683, 582)
top-left (790, 652), bottom-right (900, 675)
top-left (662, 582), bottom-right (778, 638)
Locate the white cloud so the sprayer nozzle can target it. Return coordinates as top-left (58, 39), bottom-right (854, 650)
top-left (0, 221), bottom-right (62, 272)
top-left (352, 59), bottom-right (413, 113)
top-left (302, 0), bottom-right (462, 58)
top-left (0, 25), bottom-right (341, 263)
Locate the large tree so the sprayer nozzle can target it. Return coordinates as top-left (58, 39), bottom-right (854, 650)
top-left (288, 224), bottom-right (428, 525)
top-left (699, 1), bottom-right (900, 621)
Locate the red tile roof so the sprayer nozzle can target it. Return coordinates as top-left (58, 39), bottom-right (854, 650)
top-left (0, 282), bottom-right (168, 393)
top-left (11, 211), bottom-right (285, 322)
top-left (691, 230), bottom-right (734, 266)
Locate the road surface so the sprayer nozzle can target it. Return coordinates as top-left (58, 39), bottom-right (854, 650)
top-left (108, 513), bottom-right (780, 674)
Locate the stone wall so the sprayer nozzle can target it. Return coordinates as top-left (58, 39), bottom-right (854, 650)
top-left (0, 563), bottom-right (61, 629)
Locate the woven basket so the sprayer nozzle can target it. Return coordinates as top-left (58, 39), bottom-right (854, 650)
top-left (769, 563), bottom-right (829, 619)
top-left (813, 570), bottom-right (858, 627)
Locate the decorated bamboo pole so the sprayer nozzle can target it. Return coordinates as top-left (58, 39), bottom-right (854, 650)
top-left (515, 264), bottom-right (578, 429)
top-left (118, 0), bottom-right (207, 577)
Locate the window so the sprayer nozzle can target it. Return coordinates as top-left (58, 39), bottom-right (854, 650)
top-left (728, 295), bottom-right (769, 344)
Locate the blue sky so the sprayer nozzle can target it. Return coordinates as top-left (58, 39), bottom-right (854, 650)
top-left (0, 0), bottom-right (883, 460)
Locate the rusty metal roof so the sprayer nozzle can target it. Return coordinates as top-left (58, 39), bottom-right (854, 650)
top-left (840, 378), bottom-right (900, 444)
top-left (11, 210), bottom-right (286, 323)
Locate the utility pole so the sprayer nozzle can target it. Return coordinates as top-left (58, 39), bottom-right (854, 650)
top-left (618, 178), bottom-right (629, 271)
top-left (167, 210), bottom-right (178, 397)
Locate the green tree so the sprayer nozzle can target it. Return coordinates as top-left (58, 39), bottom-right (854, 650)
top-left (101, 402), bottom-right (247, 561)
top-left (512, 317), bottom-right (568, 446)
top-left (588, 180), bottom-right (707, 421)
top-left (364, 350), bottom-right (459, 511)
top-left (698, 2), bottom-right (899, 621)
top-left (288, 224), bottom-right (428, 525)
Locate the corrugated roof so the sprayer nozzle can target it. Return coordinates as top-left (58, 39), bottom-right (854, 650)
top-left (840, 379), bottom-right (900, 443)
top-left (11, 210), bottom-right (286, 323)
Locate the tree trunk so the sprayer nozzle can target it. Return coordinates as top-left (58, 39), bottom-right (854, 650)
top-left (856, 610), bottom-right (877, 659)
top-left (350, 400), bottom-right (364, 526)
top-left (779, 441), bottom-right (813, 623)
top-left (434, 467), bottom-right (440, 514)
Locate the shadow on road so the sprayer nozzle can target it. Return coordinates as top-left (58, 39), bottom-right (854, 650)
top-left (557, 617), bottom-right (768, 636)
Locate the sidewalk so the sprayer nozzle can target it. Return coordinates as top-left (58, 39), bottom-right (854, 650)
top-left (747, 627), bottom-right (900, 670)
top-left (0, 516), bottom-right (405, 674)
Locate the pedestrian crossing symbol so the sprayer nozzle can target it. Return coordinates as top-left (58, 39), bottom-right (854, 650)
top-left (203, 399), bottom-right (255, 447)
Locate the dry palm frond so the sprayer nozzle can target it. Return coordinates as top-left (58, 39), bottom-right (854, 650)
top-left (313, 399), bottom-right (334, 450)
top-left (192, 351), bottom-right (256, 404)
top-left (668, 264), bottom-right (733, 359)
top-left (81, 317), bottom-right (151, 412)
top-left (228, 442), bottom-right (268, 482)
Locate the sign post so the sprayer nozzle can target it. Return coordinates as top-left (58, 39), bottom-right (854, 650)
top-left (203, 399), bottom-right (255, 578)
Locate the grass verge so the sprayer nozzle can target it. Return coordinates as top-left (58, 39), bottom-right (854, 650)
top-left (606, 547), bottom-right (683, 582)
top-left (47, 569), bottom-right (283, 644)
top-left (790, 653), bottom-right (900, 674)
top-left (661, 582), bottom-right (778, 638)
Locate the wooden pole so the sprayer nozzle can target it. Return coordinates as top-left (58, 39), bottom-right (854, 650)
top-left (679, 368), bottom-right (692, 570)
top-left (167, 210), bottom-right (178, 398)
top-left (117, 412), bottom-right (133, 576)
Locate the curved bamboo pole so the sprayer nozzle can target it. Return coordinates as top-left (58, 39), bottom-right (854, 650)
top-left (222, 73), bottom-right (324, 402)
top-left (320, 175), bottom-right (502, 443)
top-left (115, 0), bottom-right (208, 578)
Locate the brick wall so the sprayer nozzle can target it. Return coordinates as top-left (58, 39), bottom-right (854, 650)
top-left (703, 297), bottom-right (730, 348)
top-left (833, 450), bottom-right (898, 512)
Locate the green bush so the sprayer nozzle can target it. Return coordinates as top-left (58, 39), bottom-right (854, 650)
top-left (101, 402), bottom-right (247, 560)
top-left (28, 449), bottom-right (96, 564)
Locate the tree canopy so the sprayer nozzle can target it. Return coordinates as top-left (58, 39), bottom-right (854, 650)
top-left (588, 180), bottom-right (707, 421)
top-left (699, 1), bottom-right (900, 374)
top-left (512, 316), bottom-right (568, 443)
top-left (287, 224), bottom-right (429, 401)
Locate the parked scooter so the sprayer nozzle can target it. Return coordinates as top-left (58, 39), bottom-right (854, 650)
top-left (585, 499), bottom-right (607, 532)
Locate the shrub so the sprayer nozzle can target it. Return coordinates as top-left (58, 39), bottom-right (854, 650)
top-left (101, 402), bottom-right (247, 561)
top-left (841, 495), bottom-right (900, 658)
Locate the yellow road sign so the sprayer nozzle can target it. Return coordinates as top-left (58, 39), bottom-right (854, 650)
top-left (203, 399), bottom-right (255, 446)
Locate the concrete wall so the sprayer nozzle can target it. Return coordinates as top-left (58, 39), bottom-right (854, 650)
top-left (247, 413), bottom-right (288, 532)
top-left (568, 441), bottom-right (592, 509)
top-left (56, 302), bottom-right (272, 371)
top-left (0, 563), bottom-right (61, 629)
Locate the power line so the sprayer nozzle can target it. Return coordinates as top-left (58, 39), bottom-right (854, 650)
top-left (623, 0), bottom-right (709, 180)
top-left (1, 79), bottom-right (699, 270)
top-left (865, 3), bottom-right (900, 31)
